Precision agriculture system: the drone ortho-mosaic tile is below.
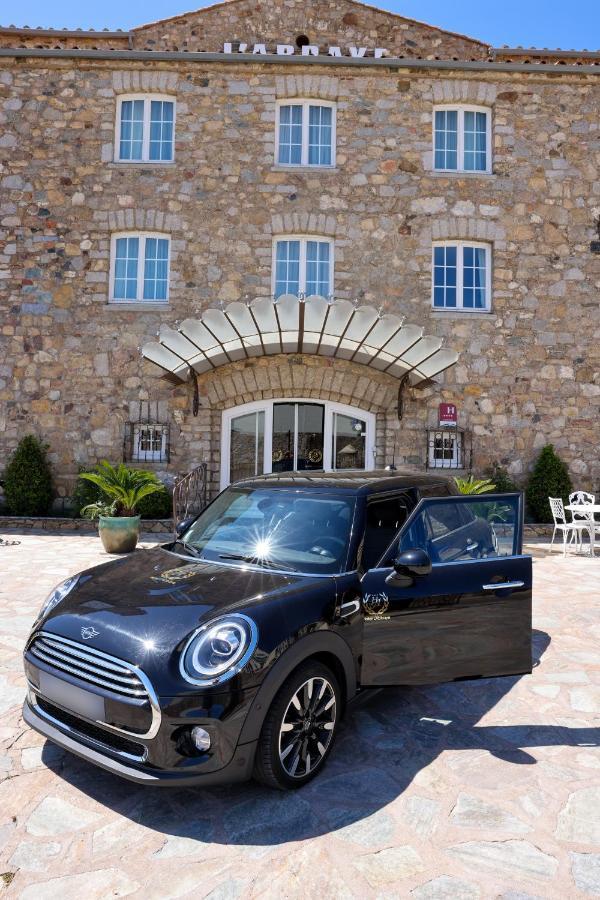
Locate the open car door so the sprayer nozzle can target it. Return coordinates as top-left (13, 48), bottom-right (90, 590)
top-left (360, 493), bottom-right (532, 686)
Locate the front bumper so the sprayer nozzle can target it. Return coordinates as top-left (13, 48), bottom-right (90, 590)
top-left (23, 694), bottom-right (257, 786)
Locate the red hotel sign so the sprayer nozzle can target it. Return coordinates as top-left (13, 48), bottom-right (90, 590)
top-left (438, 403), bottom-right (457, 426)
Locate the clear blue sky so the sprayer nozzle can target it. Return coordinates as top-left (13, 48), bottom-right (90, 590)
top-left (3, 0), bottom-right (599, 50)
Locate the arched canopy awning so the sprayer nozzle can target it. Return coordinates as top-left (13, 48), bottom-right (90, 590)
top-left (141, 294), bottom-right (459, 386)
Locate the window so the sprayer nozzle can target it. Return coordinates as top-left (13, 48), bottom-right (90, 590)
top-left (362, 494), bottom-right (413, 570)
top-left (110, 233), bottom-right (170, 303)
top-left (427, 428), bottom-right (467, 469)
top-left (398, 495), bottom-right (520, 563)
top-left (124, 422), bottom-right (170, 463)
top-left (132, 424), bottom-right (169, 462)
top-left (273, 237), bottom-right (333, 298)
top-left (432, 242), bottom-right (491, 312)
top-left (115, 95), bottom-right (175, 162)
top-left (276, 100), bottom-right (336, 167)
top-left (433, 106), bottom-right (491, 173)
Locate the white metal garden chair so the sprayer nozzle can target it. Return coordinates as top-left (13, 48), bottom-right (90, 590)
top-left (549, 497), bottom-right (586, 556)
top-left (569, 491), bottom-right (599, 551)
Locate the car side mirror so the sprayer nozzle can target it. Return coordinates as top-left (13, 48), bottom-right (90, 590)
top-left (385, 548), bottom-right (432, 586)
top-left (175, 517), bottom-right (196, 538)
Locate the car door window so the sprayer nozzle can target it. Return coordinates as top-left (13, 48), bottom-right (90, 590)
top-left (399, 495), bottom-right (520, 563)
top-left (361, 494), bottom-right (412, 570)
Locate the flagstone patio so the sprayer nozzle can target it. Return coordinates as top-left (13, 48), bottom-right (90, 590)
top-left (0, 531), bottom-right (598, 899)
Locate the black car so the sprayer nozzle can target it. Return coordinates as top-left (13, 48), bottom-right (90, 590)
top-left (23, 471), bottom-right (532, 790)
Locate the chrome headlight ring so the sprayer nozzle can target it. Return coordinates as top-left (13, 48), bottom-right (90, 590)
top-left (179, 613), bottom-right (258, 687)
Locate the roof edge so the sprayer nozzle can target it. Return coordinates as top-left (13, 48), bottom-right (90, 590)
top-left (1, 48), bottom-right (599, 74)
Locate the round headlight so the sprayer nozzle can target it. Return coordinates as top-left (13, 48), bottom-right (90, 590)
top-left (35, 575), bottom-right (80, 626)
top-left (180, 614), bottom-right (258, 686)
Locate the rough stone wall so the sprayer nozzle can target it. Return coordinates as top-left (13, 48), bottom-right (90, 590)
top-left (131, 0), bottom-right (488, 59)
top-left (1, 54), bottom-right (599, 500)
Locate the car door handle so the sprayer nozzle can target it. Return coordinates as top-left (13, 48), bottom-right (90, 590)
top-left (482, 581), bottom-right (525, 591)
top-left (466, 541), bottom-right (478, 552)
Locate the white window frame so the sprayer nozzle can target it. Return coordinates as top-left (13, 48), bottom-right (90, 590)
top-left (109, 231), bottom-right (171, 304)
top-left (132, 424), bottom-right (168, 462)
top-left (220, 398), bottom-right (376, 489)
top-left (272, 235), bottom-right (334, 298)
top-left (431, 241), bottom-right (492, 313)
top-left (114, 94), bottom-right (176, 164)
top-left (432, 105), bottom-right (492, 175)
top-left (275, 99), bottom-right (337, 168)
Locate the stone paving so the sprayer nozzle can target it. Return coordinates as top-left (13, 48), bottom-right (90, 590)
top-left (0, 530), bottom-right (598, 899)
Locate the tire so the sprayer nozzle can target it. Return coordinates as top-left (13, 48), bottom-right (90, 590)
top-left (253, 660), bottom-right (341, 790)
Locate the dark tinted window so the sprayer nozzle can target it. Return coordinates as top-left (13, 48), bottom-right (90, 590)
top-left (399, 496), bottom-right (520, 563)
top-left (361, 493), bottom-right (413, 570)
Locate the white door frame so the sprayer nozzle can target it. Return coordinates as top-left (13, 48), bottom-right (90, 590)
top-left (220, 398), bottom-right (376, 489)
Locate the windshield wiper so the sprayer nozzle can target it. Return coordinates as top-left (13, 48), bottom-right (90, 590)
top-left (218, 553), bottom-right (294, 571)
top-left (172, 539), bottom-right (201, 558)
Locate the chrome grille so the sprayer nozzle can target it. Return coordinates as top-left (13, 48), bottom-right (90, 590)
top-left (28, 633), bottom-right (147, 699)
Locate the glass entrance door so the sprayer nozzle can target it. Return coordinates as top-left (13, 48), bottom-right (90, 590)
top-left (229, 410), bottom-right (265, 483)
top-left (222, 399), bottom-right (375, 488)
top-left (272, 403), bottom-right (325, 472)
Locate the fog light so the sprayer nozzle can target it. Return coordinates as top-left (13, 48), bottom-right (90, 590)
top-left (191, 726), bottom-right (211, 752)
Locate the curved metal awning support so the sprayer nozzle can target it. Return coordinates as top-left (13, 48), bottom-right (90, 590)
top-left (141, 294), bottom-right (459, 387)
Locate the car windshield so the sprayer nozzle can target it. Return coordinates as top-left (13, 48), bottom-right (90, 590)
top-left (180, 487), bottom-right (356, 575)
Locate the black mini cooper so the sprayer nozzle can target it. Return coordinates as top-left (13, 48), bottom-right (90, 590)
top-left (23, 471), bottom-right (532, 790)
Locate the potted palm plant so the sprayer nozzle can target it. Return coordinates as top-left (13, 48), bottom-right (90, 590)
top-left (80, 461), bottom-right (164, 553)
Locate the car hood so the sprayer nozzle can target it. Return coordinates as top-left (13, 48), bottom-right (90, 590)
top-left (36, 546), bottom-right (330, 675)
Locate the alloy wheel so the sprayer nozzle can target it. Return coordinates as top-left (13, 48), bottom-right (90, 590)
top-left (278, 676), bottom-right (336, 779)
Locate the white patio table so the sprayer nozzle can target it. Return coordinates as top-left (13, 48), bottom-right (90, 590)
top-left (564, 504), bottom-right (600, 557)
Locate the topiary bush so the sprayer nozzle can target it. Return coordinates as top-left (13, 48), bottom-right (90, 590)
top-left (73, 466), bottom-right (172, 519)
top-left (3, 435), bottom-right (54, 515)
top-left (526, 444), bottom-right (573, 523)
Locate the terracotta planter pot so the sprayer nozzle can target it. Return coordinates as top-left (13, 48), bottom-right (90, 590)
top-left (98, 515), bottom-right (140, 553)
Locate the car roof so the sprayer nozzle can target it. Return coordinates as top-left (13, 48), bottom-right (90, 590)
top-left (232, 469), bottom-right (457, 496)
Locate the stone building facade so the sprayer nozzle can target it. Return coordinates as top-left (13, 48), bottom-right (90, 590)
top-left (0, 0), bottom-right (599, 505)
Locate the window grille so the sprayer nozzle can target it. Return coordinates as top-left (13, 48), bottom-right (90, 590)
top-left (425, 426), bottom-right (472, 471)
top-left (124, 402), bottom-right (170, 463)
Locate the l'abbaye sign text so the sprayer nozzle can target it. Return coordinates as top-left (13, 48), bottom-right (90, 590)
top-left (224, 43), bottom-right (389, 58)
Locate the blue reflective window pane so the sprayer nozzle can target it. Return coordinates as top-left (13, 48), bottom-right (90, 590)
top-left (446, 265), bottom-right (456, 286)
top-left (445, 288), bottom-right (457, 307)
top-left (143, 237), bottom-right (169, 300)
top-left (433, 266), bottom-right (445, 287)
top-left (119, 100), bottom-right (144, 161)
top-left (446, 246), bottom-right (457, 266)
top-left (433, 286), bottom-right (445, 307)
top-left (278, 105), bottom-right (303, 165)
top-left (433, 246), bottom-right (445, 266)
top-left (463, 289), bottom-right (474, 309)
top-left (463, 246), bottom-right (473, 266)
top-left (275, 241), bottom-right (300, 297)
top-left (113, 236), bottom-right (139, 300)
top-left (308, 105), bottom-right (333, 166)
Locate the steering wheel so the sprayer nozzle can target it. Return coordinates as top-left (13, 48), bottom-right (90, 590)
top-left (309, 536), bottom-right (346, 557)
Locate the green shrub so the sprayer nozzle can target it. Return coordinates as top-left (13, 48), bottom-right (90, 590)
top-left (454, 475), bottom-right (496, 495)
top-left (74, 465), bottom-right (172, 519)
top-left (3, 435), bottom-right (54, 515)
top-left (526, 444), bottom-right (573, 523)
top-left (136, 486), bottom-right (173, 519)
top-left (72, 466), bottom-right (102, 516)
top-left (485, 463), bottom-right (519, 494)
